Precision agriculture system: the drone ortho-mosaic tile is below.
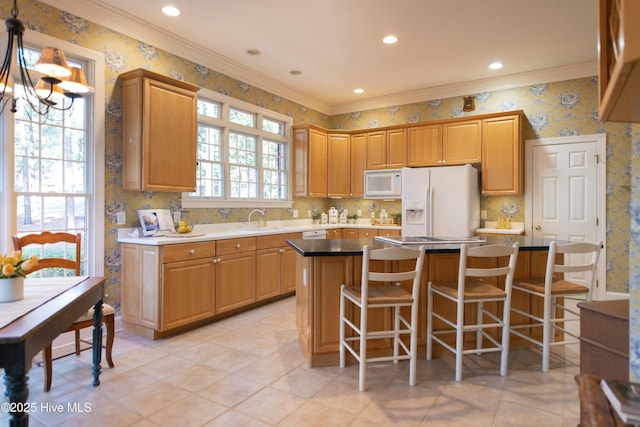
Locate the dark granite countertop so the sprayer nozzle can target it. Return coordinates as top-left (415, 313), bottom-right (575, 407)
top-left (286, 235), bottom-right (555, 257)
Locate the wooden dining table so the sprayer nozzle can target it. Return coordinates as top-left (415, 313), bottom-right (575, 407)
top-left (0, 276), bottom-right (106, 427)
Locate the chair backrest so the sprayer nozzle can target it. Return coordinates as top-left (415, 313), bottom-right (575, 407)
top-left (362, 245), bottom-right (426, 301)
top-left (458, 243), bottom-right (520, 293)
top-left (12, 232), bottom-right (81, 275)
top-left (545, 240), bottom-right (602, 299)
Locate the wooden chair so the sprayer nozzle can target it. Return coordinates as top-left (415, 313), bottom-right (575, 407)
top-left (427, 243), bottom-right (519, 381)
top-left (510, 240), bottom-right (602, 372)
top-left (340, 245), bottom-right (426, 391)
top-left (12, 232), bottom-right (115, 392)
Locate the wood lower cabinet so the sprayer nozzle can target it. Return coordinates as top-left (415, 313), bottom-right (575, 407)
top-left (481, 113), bottom-right (523, 195)
top-left (327, 229), bottom-right (343, 239)
top-left (295, 249), bottom-right (552, 367)
top-left (121, 232), bottom-right (300, 339)
top-left (256, 233), bottom-right (301, 299)
top-left (215, 237), bottom-right (257, 314)
top-left (120, 68), bottom-right (200, 192)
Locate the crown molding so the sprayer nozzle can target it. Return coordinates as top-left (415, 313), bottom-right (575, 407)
top-left (40, 1), bottom-right (597, 117)
top-left (327, 61), bottom-right (598, 115)
top-left (38, 0), bottom-right (331, 113)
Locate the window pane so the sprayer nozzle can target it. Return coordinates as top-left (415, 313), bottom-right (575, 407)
top-left (195, 123), bottom-right (223, 197)
top-left (262, 118), bottom-right (284, 135)
top-left (229, 166), bottom-right (257, 198)
top-left (229, 108), bottom-right (255, 127)
top-left (229, 132), bottom-right (256, 166)
top-left (197, 99), bottom-right (220, 118)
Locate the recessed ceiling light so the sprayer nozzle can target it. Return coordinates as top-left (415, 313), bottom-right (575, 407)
top-left (354, 88), bottom-right (364, 94)
top-left (382, 35), bottom-right (398, 44)
top-left (489, 62), bottom-right (503, 70)
top-left (290, 70), bottom-right (302, 76)
top-left (162, 5), bottom-right (181, 17)
top-left (246, 48), bottom-right (262, 56)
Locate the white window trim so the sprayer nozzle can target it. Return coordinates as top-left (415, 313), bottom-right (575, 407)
top-left (0, 31), bottom-right (105, 275)
top-left (181, 87), bottom-right (293, 209)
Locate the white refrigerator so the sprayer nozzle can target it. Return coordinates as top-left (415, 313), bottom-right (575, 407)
top-left (401, 164), bottom-right (480, 236)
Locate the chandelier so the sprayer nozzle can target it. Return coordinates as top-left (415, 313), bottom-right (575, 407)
top-left (0, 0), bottom-right (92, 117)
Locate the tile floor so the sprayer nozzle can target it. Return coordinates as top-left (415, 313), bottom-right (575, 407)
top-left (1, 296), bottom-right (581, 426)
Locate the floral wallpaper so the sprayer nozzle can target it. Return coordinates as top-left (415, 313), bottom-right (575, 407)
top-left (4, 2), bottom-right (632, 325)
top-left (630, 123), bottom-right (640, 381)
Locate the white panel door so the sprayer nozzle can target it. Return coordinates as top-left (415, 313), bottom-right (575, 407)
top-left (527, 134), bottom-right (605, 293)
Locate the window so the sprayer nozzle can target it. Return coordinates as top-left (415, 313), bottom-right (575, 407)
top-left (1, 33), bottom-right (105, 276)
top-left (182, 88), bottom-right (292, 208)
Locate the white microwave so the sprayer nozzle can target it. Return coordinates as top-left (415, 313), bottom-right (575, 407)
top-left (364, 169), bottom-right (402, 199)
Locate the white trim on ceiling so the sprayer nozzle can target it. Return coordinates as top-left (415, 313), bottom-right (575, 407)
top-left (42, 0), bottom-right (597, 116)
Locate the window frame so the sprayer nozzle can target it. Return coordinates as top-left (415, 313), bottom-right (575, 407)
top-left (0, 31), bottom-right (105, 275)
top-left (182, 87), bottom-right (293, 208)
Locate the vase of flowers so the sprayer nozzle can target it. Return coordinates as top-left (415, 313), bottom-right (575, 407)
top-left (0, 251), bottom-right (38, 303)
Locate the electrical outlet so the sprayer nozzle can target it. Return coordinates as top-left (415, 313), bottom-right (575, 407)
top-left (173, 211), bottom-right (181, 222)
top-left (292, 209), bottom-right (299, 218)
top-left (116, 211), bottom-right (126, 225)
top-left (307, 210), bottom-right (312, 218)
top-left (480, 210), bottom-right (487, 220)
top-left (357, 209), bottom-right (362, 217)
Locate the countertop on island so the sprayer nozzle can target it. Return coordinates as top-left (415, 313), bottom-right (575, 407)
top-left (286, 235), bottom-right (555, 257)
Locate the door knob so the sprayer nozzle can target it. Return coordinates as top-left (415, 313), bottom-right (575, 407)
top-left (535, 225), bottom-right (541, 231)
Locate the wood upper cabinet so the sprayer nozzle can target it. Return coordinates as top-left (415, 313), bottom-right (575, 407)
top-left (327, 133), bottom-right (351, 197)
top-left (407, 124), bottom-right (443, 166)
top-left (442, 119), bottom-right (482, 165)
top-left (481, 113), bottom-right (523, 195)
top-left (292, 125), bottom-right (328, 197)
top-left (366, 129), bottom-right (407, 169)
top-left (120, 68), bottom-right (200, 192)
top-left (598, 0), bottom-right (640, 123)
top-left (350, 133), bottom-right (367, 197)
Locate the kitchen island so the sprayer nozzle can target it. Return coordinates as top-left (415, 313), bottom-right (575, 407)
top-left (287, 235), bottom-right (555, 367)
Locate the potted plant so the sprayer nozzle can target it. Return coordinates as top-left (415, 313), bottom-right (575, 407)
top-left (0, 251), bottom-right (39, 302)
top-left (312, 213), bottom-right (321, 224)
top-left (391, 212), bottom-right (402, 226)
top-left (347, 214), bottom-right (358, 224)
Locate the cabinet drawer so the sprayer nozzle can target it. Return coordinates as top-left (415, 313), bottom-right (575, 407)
top-left (256, 232), bottom-right (302, 250)
top-left (162, 242), bottom-right (215, 263)
top-left (216, 237), bottom-right (257, 255)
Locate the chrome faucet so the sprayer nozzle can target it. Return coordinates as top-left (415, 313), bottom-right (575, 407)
top-left (248, 209), bottom-right (266, 227)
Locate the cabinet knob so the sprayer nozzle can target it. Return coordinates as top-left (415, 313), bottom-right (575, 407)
top-left (236, 243), bottom-right (241, 249)
top-left (189, 249), bottom-right (196, 254)
top-left (535, 225), bottom-right (542, 231)
top-left (279, 248), bottom-right (285, 253)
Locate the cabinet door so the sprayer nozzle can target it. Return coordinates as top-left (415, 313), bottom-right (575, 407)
top-left (161, 257), bottom-right (215, 330)
top-left (327, 229), bottom-right (343, 239)
top-left (358, 228), bottom-right (376, 238)
top-left (407, 124), bottom-right (442, 166)
top-left (482, 114), bottom-right (522, 195)
top-left (143, 78), bottom-right (198, 192)
top-left (121, 77), bottom-right (143, 190)
top-left (350, 133), bottom-right (367, 197)
top-left (378, 228), bottom-right (401, 237)
top-left (308, 128), bottom-right (328, 197)
top-left (327, 133), bottom-right (351, 197)
top-left (366, 130), bottom-right (387, 169)
top-left (281, 247), bottom-right (297, 294)
top-left (256, 248), bottom-right (280, 300)
top-left (216, 251), bottom-right (256, 313)
top-left (442, 119), bottom-right (481, 165)
top-left (386, 128), bottom-right (407, 168)
top-left (293, 127), bottom-right (309, 197)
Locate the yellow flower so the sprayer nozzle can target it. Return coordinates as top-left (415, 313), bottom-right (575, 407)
top-left (2, 264), bottom-right (15, 276)
top-left (11, 250), bottom-right (22, 259)
top-left (3, 256), bottom-right (18, 266)
top-left (21, 258), bottom-right (38, 272)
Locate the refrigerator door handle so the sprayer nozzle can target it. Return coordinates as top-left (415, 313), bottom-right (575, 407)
top-left (428, 186), bottom-right (434, 235)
